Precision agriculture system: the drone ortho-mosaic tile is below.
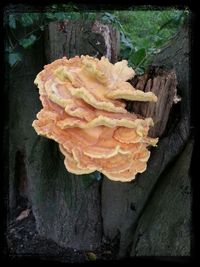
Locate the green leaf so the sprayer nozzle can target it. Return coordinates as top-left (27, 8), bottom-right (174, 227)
top-left (155, 39), bottom-right (163, 47)
top-left (8, 52), bottom-right (22, 66)
top-left (104, 12), bottom-right (116, 22)
top-left (53, 12), bottom-right (71, 20)
top-left (86, 252), bottom-right (97, 261)
top-left (19, 13), bottom-right (40, 27)
top-left (20, 14), bottom-right (33, 27)
top-left (101, 12), bottom-right (116, 24)
top-left (9, 14), bottom-right (16, 29)
top-left (120, 32), bottom-right (133, 50)
top-left (19, 34), bottom-right (37, 48)
top-left (121, 46), bottom-right (132, 59)
top-left (135, 66), bottom-right (145, 75)
top-left (130, 48), bottom-right (146, 66)
top-left (45, 12), bottom-right (57, 20)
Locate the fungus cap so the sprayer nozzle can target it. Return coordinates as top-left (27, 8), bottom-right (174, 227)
top-left (32, 55), bottom-right (158, 182)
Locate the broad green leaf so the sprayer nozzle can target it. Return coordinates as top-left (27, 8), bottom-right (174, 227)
top-left (8, 52), bottom-right (22, 66)
top-left (19, 34), bottom-right (37, 48)
top-left (9, 14), bottom-right (16, 29)
top-left (130, 48), bottom-right (146, 66)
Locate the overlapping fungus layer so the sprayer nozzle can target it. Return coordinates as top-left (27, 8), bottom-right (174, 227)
top-left (32, 55), bottom-right (158, 182)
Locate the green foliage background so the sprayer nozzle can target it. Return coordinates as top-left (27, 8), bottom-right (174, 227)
top-left (5, 5), bottom-right (188, 74)
top-left (100, 9), bottom-right (187, 73)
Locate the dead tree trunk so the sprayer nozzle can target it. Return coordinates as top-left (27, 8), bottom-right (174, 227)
top-left (7, 18), bottom-right (191, 257)
top-left (8, 19), bottom-right (120, 250)
top-left (102, 21), bottom-right (191, 257)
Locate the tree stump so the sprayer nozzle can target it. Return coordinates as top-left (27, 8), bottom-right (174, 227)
top-left (101, 21), bottom-right (191, 257)
top-left (7, 18), bottom-right (192, 257)
top-left (8, 19), bottom-right (120, 250)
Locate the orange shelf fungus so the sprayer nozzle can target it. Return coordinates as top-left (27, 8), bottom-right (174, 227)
top-left (32, 55), bottom-right (158, 182)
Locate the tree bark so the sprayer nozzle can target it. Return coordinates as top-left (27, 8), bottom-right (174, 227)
top-left (8, 19), bottom-right (120, 250)
top-left (130, 138), bottom-right (192, 256)
top-left (28, 20), bottom-right (119, 251)
top-left (7, 17), bottom-right (191, 257)
top-left (101, 21), bottom-right (191, 257)
top-left (45, 20), bottom-right (120, 63)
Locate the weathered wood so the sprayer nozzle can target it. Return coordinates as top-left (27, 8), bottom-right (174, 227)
top-left (7, 13), bottom-right (191, 258)
top-left (128, 68), bottom-right (178, 138)
top-left (131, 138), bottom-right (192, 256)
top-left (7, 18), bottom-right (119, 251)
top-left (101, 22), bottom-right (191, 257)
top-left (8, 27), bottom-right (45, 218)
top-left (27, 138), bottom-right (102, 250)
top-left (45, 20), bottom-right (120, 63)
top-left (10, 20), bottom-right (119, 250)
top-left (92, 21), bottom-right (120, 63)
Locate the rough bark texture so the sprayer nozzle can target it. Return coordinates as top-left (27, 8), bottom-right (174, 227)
top-left (45, 20), bottom-right (120, 63)
top-left (8, 20), bottom-right (120, 250)
top-left (7, 16), bottom-right (191, 258)
top-left (130, 139), bottom-right (192, 256)
top-left (8, 30), bottom-right (45, 216)
top-left (101, 22), bottom-right (191, 257)
top-left (92, 21), bottom-right (120, 63)
top-left (128, 69), bottom-right (178, 138)
top-left (31, 20), bottom-right (116, 250)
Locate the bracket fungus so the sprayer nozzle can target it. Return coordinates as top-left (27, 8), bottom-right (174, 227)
top-left (32, 55), bottom-right (158, 182)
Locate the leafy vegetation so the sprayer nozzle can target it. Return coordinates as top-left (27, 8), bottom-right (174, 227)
top-left (5, 5), bottom-right (188, 74)
top-left (100, 10), bottom-right (187, 73)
